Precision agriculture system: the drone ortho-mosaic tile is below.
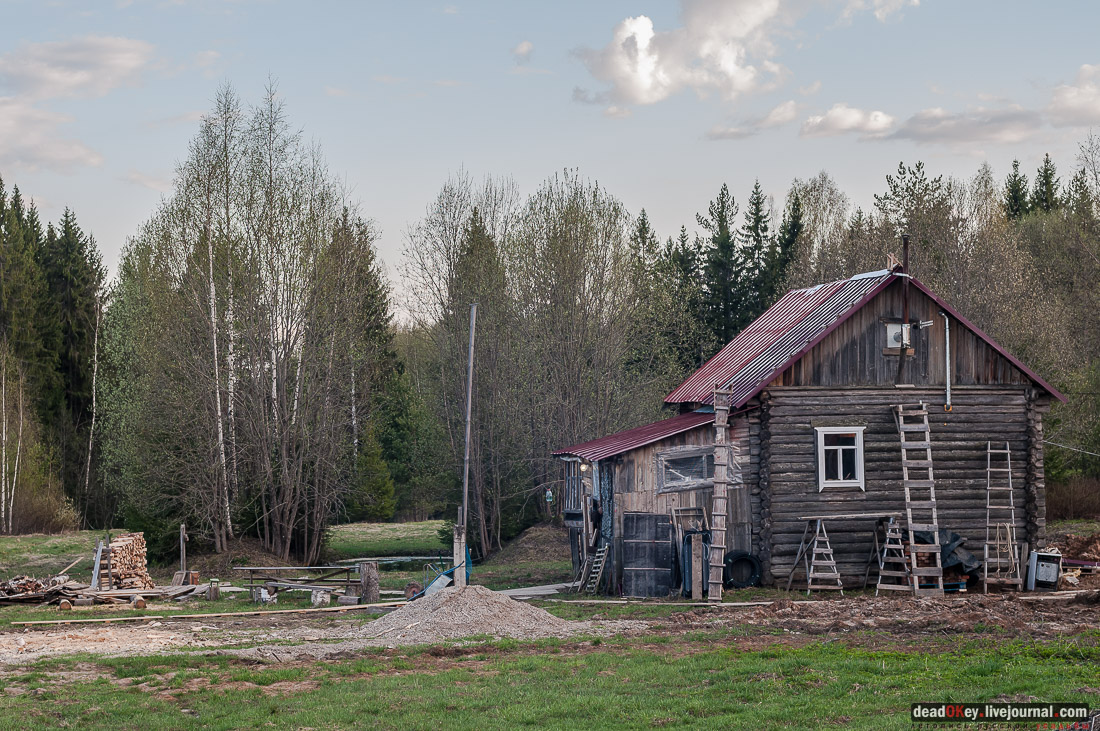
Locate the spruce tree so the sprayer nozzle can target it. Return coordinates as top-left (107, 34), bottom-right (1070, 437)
top-left (1030, 153), bottom-right (1061, 214)
top-left (765, 191), bottom-right (803, 301)
top-left (698, 184), bottom-right (742, 346)
top-left (739, 180), bottom-right (772, 321)
top-left (1003, 159), bottom-right (1030, 220)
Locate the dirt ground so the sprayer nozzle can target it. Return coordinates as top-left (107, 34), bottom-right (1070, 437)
top-left (480, 523), bottom-right (570, 566)
top-left (1, 588), bottom-right (1096, 667)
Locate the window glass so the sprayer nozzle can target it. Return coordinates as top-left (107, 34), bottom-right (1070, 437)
top-left (824, 433), bottom-right (856, 447)
top-left (841, 448), bottom-right (856, 480)
top-left (824, 452), bottom-right (839, 480)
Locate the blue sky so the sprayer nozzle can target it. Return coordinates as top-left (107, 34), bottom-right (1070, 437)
top-left (3, 0), bottom-right (1099, 284)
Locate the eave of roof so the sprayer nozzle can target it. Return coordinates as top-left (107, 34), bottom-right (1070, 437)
top-left (552, 411), bottom-right (715, 462)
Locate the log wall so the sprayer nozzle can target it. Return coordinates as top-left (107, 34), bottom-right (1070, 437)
top-left (762, 385), bottom-right (1048, 585)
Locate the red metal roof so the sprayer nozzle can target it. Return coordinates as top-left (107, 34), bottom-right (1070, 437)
top-left (666, 270), bottom-right (894, 406)
top-left (665, 269), bottom-right (1066, 407)
top-left (552, 411), bottom-right (715, 462)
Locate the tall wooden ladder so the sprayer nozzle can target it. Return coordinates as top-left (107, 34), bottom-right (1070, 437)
top-left (584, 544), bottom-right (609, 595)
top-left (983, 441), bottom-right (1022, 593)
top-left (875, 517), bottom-right (912, 595)
top-left (894, 403), bottom-right (944, 597)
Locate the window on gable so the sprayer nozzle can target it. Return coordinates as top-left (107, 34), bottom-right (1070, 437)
top-left (657, 447), bottom-right (715, 493)
top-left (815, 427), bottom-right (865, 491)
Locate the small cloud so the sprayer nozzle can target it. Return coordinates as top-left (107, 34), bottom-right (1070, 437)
top-left (123, 169), bottom-right (172, 192)
top-left (603, 105), bottom-right (631, 119)
top-left (442, 4), bottom-right (459, 14)
top-left (759, 99), bottom-right (797, 127)
top-left (512, 40), bottom-right (533, 65)
top-left (706, 124), bottom-right (753, 140)
top-left (840, 0), bottom-right (919, 24)
top-left (708, 99), bottom-right (798, 141)
top-left (144, 109), bottom-right (204, 128)
top-left (800, 103), bottom-right (894, 139)
top-left (890, 106), bottom-right (1042, 145)
top-left (0, 97), bottom-right (103, 172)
top-left (0, 35), bottom-right (154, 99)
top-left (324, 86), bottom-right (349, 97)
top-left (194, 50), bottom-right (219, 67)
top-left (572, 87), bottom-right (606, 105)
top-left (1048, 63), bottom-right (1100, 127)
top-left (372, 74), bottom-right (406, 85)
top-left (798, 80), bottom-right (821, 96)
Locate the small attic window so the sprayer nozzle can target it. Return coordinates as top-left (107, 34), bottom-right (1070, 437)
top-left (657, 446), bottom-right (714, 493)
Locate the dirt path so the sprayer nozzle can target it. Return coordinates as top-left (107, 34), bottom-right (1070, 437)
top-left (0, 590), bottom-right (1095, 666)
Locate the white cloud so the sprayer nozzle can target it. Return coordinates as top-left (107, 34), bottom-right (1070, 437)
top-left (1048, 64), bottom-right (1100, 127)
top-left (760, 99), bottom-right (797, 127)
top-left (0, 97), bottom-right (103, 172)
top-left (841, 0), bottom-right (919, 23)
top-left (0, 35), bottom-right (153, 99)
top-left (603, 105), bottom-right (632, 119)
top-left (890, 106), bottom-right (1041, 145)
top-left (800, 103), bottom-right (894, 139)
top-left (512, 40), bottom-right (534, 65)
top-left (575, 1), bottom-right (785, 108)
top-left (123, 169), bottom-right (172, 192)
top-left (194, 49), bottom-right (219, 68)
top-left (372, 74), bottom-right (406, 85)
top-left (442, 5), bottom-right (459, 14)
top-left (707, 99), bottom-right (797, 140)
top-left (798, 80), bottom-right (821, 96)
top-left (144, 109), bottom-right (204, 128)
top-left (324, 86), bottom-right (349, 97)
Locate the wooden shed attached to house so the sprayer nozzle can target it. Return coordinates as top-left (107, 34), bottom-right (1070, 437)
top-left (554, 267), bottom-right (1065, 598)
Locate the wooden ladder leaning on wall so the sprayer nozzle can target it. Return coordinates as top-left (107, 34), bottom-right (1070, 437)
top-left (893, 402), bottom-right (945, 597)
top-left (983, 441), bottom-right (1023, 593)
top-left (708, 388), bottom-right (732, 602)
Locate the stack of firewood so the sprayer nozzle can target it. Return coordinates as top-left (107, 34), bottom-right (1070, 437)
top-left (108, 533), bottom-right (155, 590)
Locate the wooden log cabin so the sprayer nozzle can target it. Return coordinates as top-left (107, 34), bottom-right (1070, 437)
top-left (553, 267), bottom-right (1065, 596)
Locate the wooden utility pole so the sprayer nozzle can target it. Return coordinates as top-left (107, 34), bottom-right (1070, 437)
top-left (455, 302), bottom-right (477, 589)
top-left (180, 523), bottom-right (188, 572)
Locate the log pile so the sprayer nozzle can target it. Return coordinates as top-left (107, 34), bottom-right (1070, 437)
top-left (107, 533), bottom-right (155, 590)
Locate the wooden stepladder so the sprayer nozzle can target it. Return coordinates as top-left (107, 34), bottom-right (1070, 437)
top-left (983, 441), bottom-right (1022, 593)
top-left (874, 517), bottom-right (912, 595)
top-left (894, 403), bottom-right (944, 597)
top-left (786, 519), bottom-right (844, 595)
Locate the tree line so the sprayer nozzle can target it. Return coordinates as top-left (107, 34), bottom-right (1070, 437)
top-left (0, 83), bottom-right (1095, 558)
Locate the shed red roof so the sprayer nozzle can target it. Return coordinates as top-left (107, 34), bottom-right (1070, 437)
top-left (665, 269), bottom-right (1065, 408)
top-left (552, 411), bottom-right (715, 462)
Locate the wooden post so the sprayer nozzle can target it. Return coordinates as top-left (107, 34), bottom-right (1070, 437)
top-left (691, 533), bottom-right (704, 601)
top-left (359, 561), bottom-right (380, 604)
top-left (708, 388), bottom-right (731, 601)
top-left (180, 523), bottom-right (188, 573)
top-left (453, 518), bottom-right (467, 589)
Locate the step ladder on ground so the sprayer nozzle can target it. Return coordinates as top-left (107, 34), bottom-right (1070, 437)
top-left (983, 441), bottom-right (1023, 593)
top-left (894, 403), bottom-right (945, 597)
top-left (584, 544), bottom-right (609, 595)
top-left (786, 519), bottom-right (844, 596)
top-left (875, 516), bottom-right (912, 595)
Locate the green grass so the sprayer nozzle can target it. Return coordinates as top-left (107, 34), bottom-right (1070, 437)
top-left (327, 521), bottom-right (447, 561)
top-left (0, 530), bottom-right (102, 583)
top-left (472, 559), bottom-right (574, 590)
top-left (1, 634), bottom-right (1097, 729)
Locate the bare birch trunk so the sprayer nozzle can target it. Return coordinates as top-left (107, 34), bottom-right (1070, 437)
top-left (82, 300), bottom-right (100, 519)
top-left (207, 225), bottom-right (233, 543)
top-left (225, 284), bottom-right (239, 502)
top-left (9, 376), bottom-right (22, 534)
top-left (350, 363), bottom-right (358, 451)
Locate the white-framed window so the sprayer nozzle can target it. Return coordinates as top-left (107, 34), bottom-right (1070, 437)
top-left (656, 446), bottom-right (715, 493)
top-left (815, 427), bottom-right (865, 491)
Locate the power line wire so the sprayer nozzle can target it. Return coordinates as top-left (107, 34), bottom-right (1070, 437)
top-left (1043, 440), bottom-right (1100, 458)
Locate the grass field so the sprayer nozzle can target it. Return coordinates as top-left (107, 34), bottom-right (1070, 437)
top-left (327, 520), bottom-right (448, 561)
top-left (0, 632), bottom-right (1096, 729)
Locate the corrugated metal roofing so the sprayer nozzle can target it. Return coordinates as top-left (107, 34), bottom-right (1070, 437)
top-left (552, 411), bottom-right (715, 462)
top-left (665, 269), bottom-right (1066, 407)
top-left (666, 270), bottom-right (893, 407)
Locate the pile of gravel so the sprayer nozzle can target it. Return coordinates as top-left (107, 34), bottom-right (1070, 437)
top-left (359, 585), bottom-right (638, 646)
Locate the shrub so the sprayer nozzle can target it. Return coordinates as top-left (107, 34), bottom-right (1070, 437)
top-left (1047, 477), bottom-right (1100, 520)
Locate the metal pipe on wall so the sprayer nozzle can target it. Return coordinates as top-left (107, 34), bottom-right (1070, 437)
top-left (940, 310), bottom-right (952, 411)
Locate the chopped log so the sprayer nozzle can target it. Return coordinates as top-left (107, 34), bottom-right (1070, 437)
top-left (59, 599), bottom-right (72, 611)
top-left (130, 595), bottom-right (146, 609)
